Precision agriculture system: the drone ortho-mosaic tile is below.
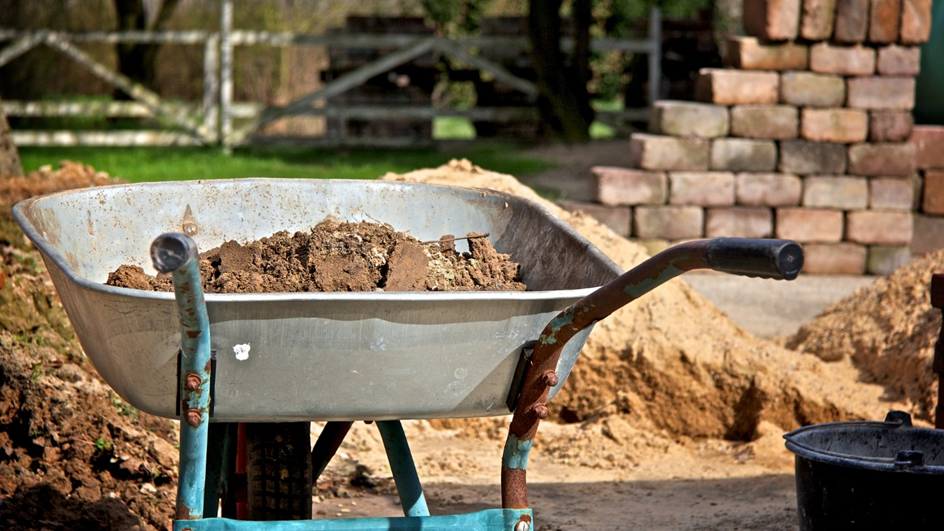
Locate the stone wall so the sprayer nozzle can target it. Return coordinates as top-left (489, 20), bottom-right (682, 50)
top-left (578, 0), bottom-right (936, 274)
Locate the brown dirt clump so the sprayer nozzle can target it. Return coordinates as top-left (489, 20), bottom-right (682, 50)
top-left (106, 219), bottom-right (525, 294)
top-left (787, 250), bottom-right (944, 422)
top-left (384, 160), bottom-right (901, 456)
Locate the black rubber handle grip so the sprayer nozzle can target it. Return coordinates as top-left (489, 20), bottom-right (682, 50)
top-left (704, 238), bottom-right (803, 280)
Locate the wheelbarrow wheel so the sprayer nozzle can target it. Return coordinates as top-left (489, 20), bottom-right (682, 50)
top-left (245, 422), bottom-right (313, 520)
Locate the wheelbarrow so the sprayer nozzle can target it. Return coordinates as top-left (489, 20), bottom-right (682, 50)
top-left (13, 179), bottom-right (803, 530)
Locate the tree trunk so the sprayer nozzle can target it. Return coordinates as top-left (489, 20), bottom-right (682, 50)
top-left (0, 97), bottom-right (24, 177)
top-left (526, 0), bottom-right (594, 143)
top-left (112, 0), bottom-right (181, 99)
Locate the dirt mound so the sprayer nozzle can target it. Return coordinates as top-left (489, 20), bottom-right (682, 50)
top-left (107, 220), bottom-right (525, 294)
top-left (788, 250), bottom-right (943, 422)
top-left (384, 160), bottom-right (900, 451)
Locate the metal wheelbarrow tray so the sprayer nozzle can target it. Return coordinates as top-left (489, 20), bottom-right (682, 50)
top-left (13, 179), bottom-right (623, 422)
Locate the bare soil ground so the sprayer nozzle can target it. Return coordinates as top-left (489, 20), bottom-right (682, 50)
top-left (0, 158), bottom-right (937, 531)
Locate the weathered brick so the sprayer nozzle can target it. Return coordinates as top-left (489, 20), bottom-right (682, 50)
top-left (912, 126), bottom-right (944, 170)
top-left (868, 245), bottom-right (912, 275)
top-left (725, 36), bottom-right (808, 70)
top-left (629, 134), bottom-right (710, 171)
top-left (869, 0), bottom-right (902, 43)
top-left (912, 215), bottom-right (944, 255)
top-left (869, 111), bottom-right (913, 142)
top-left (730, 105), bottom-right (799, 140)
top-left (922, 170), bottom-right (944, 214)
top-left (556, 200), bottom-right (632, 237)
top-left (743, 0), bottom-right (801, 40)
top-left (695, 69), bottom-right (779, 105)
top-left (847, 143), bottom-right (916, 176)
top-left (803, 176), bottom-right (869, 209)
top-left (802, 243), bottom-right (868, 274)
top-left (870, 177), bottom-right (915, 210)
top-left (801, 0), bottom-right (837, 39)
top-left (776, 208), bottom-right (844, 242)
top-left (847, 77), bottom-right (916, 110)
top-left (634, 206), bottom-right (704, 239)
top-left (780, 140), bottom-right (847, 174)
top-left (736, 173), bottom-right (802, 206)
top-left (900, 0), bottom-right (932, 44)
top-left (593, 166), bottom-right (667, 206)
top-left (876, 45), bottom-right (921, 76)
top-left (780, 72), bottom-right (845, 107)
top-left (800, 108), bottom-right (868, 143)
top-left (711, 139), bottom-right (778, 172)
top-left (650, 101), bottom-right (730, 138)
top-left (706, 207), bottom-right (773, 238)
top-left (846, 210), bottom-right (913, 244)
top-left (834, 0), bottom-right (870, 42)
top-left (809, 43), bottom-right (875, 75)
top-left (668, 172), bottom-right (736, 206)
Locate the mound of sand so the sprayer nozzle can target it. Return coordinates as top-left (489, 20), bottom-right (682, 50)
top-left (788, 250), bottom-right (943, 422)
top-left (384, 160), bottom-right (901, 450)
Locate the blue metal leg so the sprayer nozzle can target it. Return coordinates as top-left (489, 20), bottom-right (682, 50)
top-left (152, 233), bottom-right (213, 521)
top-left (376, 421), bottom-right (430, 517)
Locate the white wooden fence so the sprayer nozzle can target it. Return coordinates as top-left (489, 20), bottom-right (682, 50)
top-left (0, 2), bottom-right (661, 148)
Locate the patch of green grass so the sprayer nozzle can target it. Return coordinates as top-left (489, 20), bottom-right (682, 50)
top-left (433, 117), bottom-right (476, 140)
top-left (19, 144), bottom-right (555, 183)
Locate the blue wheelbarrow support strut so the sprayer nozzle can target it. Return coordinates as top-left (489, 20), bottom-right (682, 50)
top-left (151, 233), bottom-right (214, 521)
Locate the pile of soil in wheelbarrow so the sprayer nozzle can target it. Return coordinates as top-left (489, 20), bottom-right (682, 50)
top-left (787, 249), bottom-right (944, 423)
top-left (106, 219), bottom-right (526, 294)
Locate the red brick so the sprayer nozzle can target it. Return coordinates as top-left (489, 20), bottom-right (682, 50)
top-left (780, 140), bottom-right (847, 175)
top-left (629, 134), bottom-right (710, 171)
top-left (869, 111), bottom-right (913, 142)
top-left (725, 37), bottom-right (808, 70)
top-left (846, 210), bottom-right (913, 244)
top-left (593, 166), bottom-right (667, 206)
top-left (801, 0), bottom-right (837, 39)
top-left (711, 139), bottom-right (778, 172)
top-left (870, 177), bottom-right (915, 210)
top-left (912, 126), bottom-right (944, 170)
top-left (556, 200), bottom-right (632, 237)
top-left (706, 207), bottom-right (773, 238)
top-left (800, 108), bottom-right (868, 143)
top-left (834, 0), bottom-right (870, 42)
top-left (743, 0), bottom-right (801, 41)
top-left (809, 43), bottom-right (875, 75)
top-left (730, 105), bottom-right (799, 140)
top-left (869, 0), bottom-right (902, 43)
top-left (736, 173), bottom-right (802, 206)
top-left (876, 45), bottom-right (921, 76)
top-left (776, 208), bottom-right (844, 242)
top-left (695, 69), bottom-right (779, 105)
top-left (650, 101), bottom-right (730, 138)
top-left (900, 0), bottom-right (932, 44)
top-left (780, 72), bottom-right (845, 107)
top-left (634, 206), bottom-right (704, 239)
top-left (922, 170), bottom-right (944, 214)
top-left (867, 246), bottom-right (912, 275)
top-left (802, 243), bottom-right (868, 274)
top-left (847, 143), bottom-right (916, 176)
top-left (668, 172), bottom-right (735, 206)
top-left (847, 77), bottom-right (916, 110)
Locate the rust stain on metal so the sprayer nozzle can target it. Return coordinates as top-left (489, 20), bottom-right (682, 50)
top-left (175, 502), bottom-right (199, 520)
top-left (184, 408), bottom-right (203, 427)
top-left (186, 329), bottom-right (201, 339)
top-left (184, 373), bottom-right (202, 391)
top-left (541, 370), bottom-right (559, 388)
top-left (501, 467), bottom-right (529, 509)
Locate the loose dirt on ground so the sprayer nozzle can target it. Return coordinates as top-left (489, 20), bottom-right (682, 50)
top-left (107, 220), bottom-right (525, 294)
top-left (0, 158), bottom-right (938, 531)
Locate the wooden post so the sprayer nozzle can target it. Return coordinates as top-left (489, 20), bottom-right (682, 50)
top-left (220, 0), bottom-right (234, 152)
top-left (647, 6), bottom-right (662, 109)
top-left (203, 34), bottom-right (220, 145)
top-left (0, 96), bottom-right (24, 176)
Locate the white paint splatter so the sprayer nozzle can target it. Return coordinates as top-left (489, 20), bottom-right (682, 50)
top-left (233, 343), bottom-right (251, 361)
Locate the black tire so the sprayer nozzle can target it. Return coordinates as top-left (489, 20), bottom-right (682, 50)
top-left (245, 422), bottom-right (313, 520)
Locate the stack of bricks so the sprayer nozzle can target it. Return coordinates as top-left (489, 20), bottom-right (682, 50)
top-left (590, 0), bottom-right (933, 274)
top-left (913, 126), bottom-right (944, 254)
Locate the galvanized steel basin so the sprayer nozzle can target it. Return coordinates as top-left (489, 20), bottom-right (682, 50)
top-left (13, 179), bottom-right (621, 422)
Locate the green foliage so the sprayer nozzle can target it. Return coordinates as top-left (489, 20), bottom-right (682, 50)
top-left (110, 392), bottom-right (139, 418)
top-left (94, 437), bottom-right (113, 451)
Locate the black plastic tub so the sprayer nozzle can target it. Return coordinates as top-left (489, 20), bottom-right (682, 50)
top-left (784, 411), bottom-right (944, 530)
